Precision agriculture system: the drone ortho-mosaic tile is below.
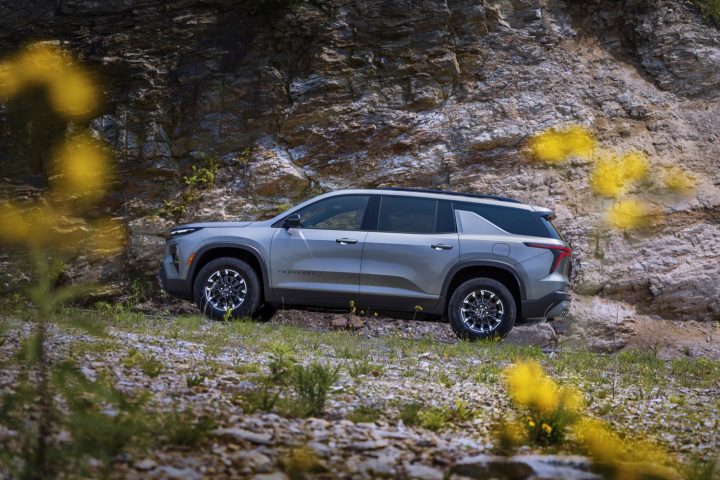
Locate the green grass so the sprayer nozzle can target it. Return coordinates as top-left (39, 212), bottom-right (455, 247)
top-left (696, 0), bottom-right (720, 25)
top-left (347, 358), bottom-right (385, 378)
top-left (122, 348), bottom-right (164, 378)
top-left (416, 400), bottom-right (475, 431)
top-left (347, 405), bottom-right (382, 423)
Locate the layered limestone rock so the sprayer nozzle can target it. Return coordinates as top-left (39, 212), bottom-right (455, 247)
top-left (0, 0), bottom-right (718, 324)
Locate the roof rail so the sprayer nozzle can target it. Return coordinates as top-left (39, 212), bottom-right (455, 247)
top-left (376, 187), bottom-right (522, 204)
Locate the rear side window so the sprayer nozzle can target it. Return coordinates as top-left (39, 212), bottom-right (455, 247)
top-left (454, 201), bottom-right (551, 238)
top-left (379, 196), bottom-right (436, 234)
top-left (378, 197), bottom-right (458, 234)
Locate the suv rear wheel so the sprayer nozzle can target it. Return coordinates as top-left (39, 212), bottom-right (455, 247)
top-left (194, 257), bottom-right (261, 320)
top-left (448, 278), bottom-right (516, 340)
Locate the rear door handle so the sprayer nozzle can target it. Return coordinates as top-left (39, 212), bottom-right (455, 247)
top-left (431, 244), bottom-right (453, 250)
top-left (336, 238), bottom-right (358, 245)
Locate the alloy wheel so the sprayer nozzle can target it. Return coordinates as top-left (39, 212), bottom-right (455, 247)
top-left (204, 269), bottom-right (248, 312)
top-left (459, 289), bottom-right (504, 334)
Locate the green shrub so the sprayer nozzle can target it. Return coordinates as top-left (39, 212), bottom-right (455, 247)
top-left (417, 400), bottom-right (475, 431)
top-left (288, 362), bottom-right (339, 417)
top-left (237, 384), bottom-right (280, 414)
top-left (347, 405), bottom-right (382, 423)
top-left (348, 358), bottom-right (384, 378)
top-left (160, 408), bottom-right (216, 447)
top-left (123, 348), bottom-right (164, 378)
top-left (397, 402), bottom-right (423, 426)
top-left (186, 373), bottom-right (205, 388)
top-left (183, 155), bottom-right (218, 189)
top-left (268, 342), bottom-right (297, 383)
top-left (281, 445), bottom-right (327, 479)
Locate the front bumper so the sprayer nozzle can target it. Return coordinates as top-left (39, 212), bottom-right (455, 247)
top-left (520, 290), bottom-right (570, 322)
top-left (158, 264), bottom-right (194, 301)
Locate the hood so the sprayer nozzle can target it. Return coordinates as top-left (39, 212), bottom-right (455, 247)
top-left (172, 221), bottom-right (253, 230)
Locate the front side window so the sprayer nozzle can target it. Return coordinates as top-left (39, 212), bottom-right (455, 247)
top-left (295, 195), bottom-right (370, 230)
top-left (378, 196), bottom-right (437, 234)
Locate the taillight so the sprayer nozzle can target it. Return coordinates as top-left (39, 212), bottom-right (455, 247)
top-left (524, 242), bottom-right (572, 275)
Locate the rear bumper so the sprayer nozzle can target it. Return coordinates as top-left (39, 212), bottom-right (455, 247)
top-left (158, 264), bottom-right (193, 301)
top-left (520, 290), bottom-right (570, 322)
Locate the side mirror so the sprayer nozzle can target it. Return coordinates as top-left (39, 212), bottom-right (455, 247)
top-left (283, 213), bottom-right (301, 229)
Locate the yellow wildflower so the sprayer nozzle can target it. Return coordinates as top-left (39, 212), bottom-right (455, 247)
top-left (0, 60), bottom-right (20, 97)
top-left (48, 66), bottom-right (98, 119)
top-left (528, 125), bottom-right (596, 164)
top-left (528, 419), bottom-right (536, 427)
top-left (563, 125), bottom-right (596, 159)
top-left (590, 155), bottom-right (626, 197)
top-left (504, 361), bottom-right (544, 407)
top-left (0, 203), bottom-right (61, 248)
top-left (660, 166), bottom-right (696, 193)
top-left (574, 418), bottom-right (625, 463)
top-left (52, 134), bottom-right (112, 200)
top-left (560, 386), bottom-right (584, 413)
top-left (541, 423), bottom-right (552, 434)
top-left (15, 43), bottom-right (67, 85)
top-left (607, 200), bottom-right (651, 230)
top-left (621, 152), bottom-right (649, 181)
top-left (533, 378), bottom-right (560, 413)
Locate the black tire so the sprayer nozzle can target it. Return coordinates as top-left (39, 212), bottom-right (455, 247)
top-left (448, 277), bottom-right (516, 341)
top-left (193, 257), bottom-right (261, 320)
top-left (252, 303), bottom-right (277, 322)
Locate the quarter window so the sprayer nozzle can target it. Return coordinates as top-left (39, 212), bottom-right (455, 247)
top-left (296, 195), bottom-right (370, 230)
top-left (454, 201), bottom-right (550, 238)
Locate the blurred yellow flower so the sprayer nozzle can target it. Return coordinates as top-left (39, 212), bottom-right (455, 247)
top-left (660, 166), bottom-right (696, 193)
top-left (560, 386), bottom-right (584, 413)
top-left (0, 203), bottom-right (60, 248)
top-left (541, 423), bottom-right (552, 434)
top-left (590, 152), bottom-right (649, 198)
top-left (504, 360), bottom-right (544, 406)
top-left (528, 125), bottom-right (596, 163)
top-left (533, 379), bottom-right (560, 413)
top-left (15, 43), bottom-right (67, 84)
top-left (575, 418), bottom-right (625, 463)
top-left (2, 42), bottom-right (99, 119)
top-left (607, 200), bottom-right (651, 230)
top-left (52, 134), bottom-right (112, 200)
top-left (563, 125), bottom-right (596, 159)
top-left (0, 60), bottom-right (20, 97)
top-left (590, 155), bottom-right (626, 198)
top-left (620, 152), bottom-right (649, 181)
top-left (48, 66), bottom-right (99, 119)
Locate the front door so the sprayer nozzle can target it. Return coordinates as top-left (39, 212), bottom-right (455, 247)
top-left (270, 194), bottom-right (370, 307)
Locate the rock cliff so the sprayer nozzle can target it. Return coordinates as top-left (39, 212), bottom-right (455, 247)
top-left (1, 0), bottom-right (718, 323)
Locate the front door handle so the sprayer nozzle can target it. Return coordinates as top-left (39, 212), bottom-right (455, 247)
top-left (431, 244), bottom-right (453, 250)
top-left (336, 238), bottom-right (358, 245)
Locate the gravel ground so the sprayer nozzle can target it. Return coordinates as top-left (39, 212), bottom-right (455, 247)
top-left (0, 309), bottom-right (718, 479)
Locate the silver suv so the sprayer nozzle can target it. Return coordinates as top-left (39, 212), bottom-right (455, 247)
top-left (159, 188), bottom-right (571, 340)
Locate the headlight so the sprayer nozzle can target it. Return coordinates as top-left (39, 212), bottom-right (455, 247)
top-left (169, 227), bottom-right (203, 238)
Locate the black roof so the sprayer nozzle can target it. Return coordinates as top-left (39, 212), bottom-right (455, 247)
top-left (376, 187), bottom-right (522, 204)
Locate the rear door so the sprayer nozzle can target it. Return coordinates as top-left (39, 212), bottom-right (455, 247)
top-left (359, 196), bottom-right (459, 310)
top-left (270, 194), bottom-right (371, 307)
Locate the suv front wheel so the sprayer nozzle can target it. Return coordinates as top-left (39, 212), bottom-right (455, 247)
top-left (194, 257), bottom-right (261, 320)
top-left (448, 278), bottom-right (516, 340)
